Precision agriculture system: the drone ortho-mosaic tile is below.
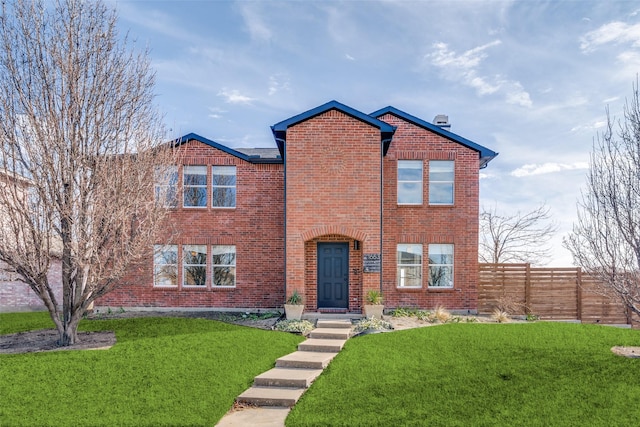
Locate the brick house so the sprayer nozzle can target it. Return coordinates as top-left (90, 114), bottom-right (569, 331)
top-left (98, 101), bottom-right (497, 314)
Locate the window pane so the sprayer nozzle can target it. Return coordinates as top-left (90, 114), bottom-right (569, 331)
top-left (183, 245), bottom-right (207, 286)
top-left (397, 244), bottom-right (422, 288)
top-left (212, 166), bottom-right (236, 208)
top-left (398, 161), bottom-right (423, 205)
top-left (184, 166), bottom-right (207, 207)
top-left (154, 166), bottom-right (178, 208)
top-left (212, 188), bottom-right (236, 207)
top-left (184, 187), bottom-right (207, 207)
top-left (153, 245), bottom-right (177, 287)
top-left (213, 245), bottom-right (236, 287)
top-left (428, 244), bottom-right (454, 288)
top-left (214, 267), bottom-right (236, 287)
top-left (429, 160), bottom-right (454, 205)
top-left (184, 166), bottom-right (207, 185)
top-left (212, 166), bottom-right (237, 185)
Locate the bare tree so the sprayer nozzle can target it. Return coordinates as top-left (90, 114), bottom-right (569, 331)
top-left (0, 0), bottom-right (177, 345)
top-left (479, 204), bottom-right (557, 265)
top-left (564, 80), bottom-right (640, 319)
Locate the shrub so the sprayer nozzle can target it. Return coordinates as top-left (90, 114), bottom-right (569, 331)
top-left (353, 317), bottom-right (393, 333)
top-left (274, 319), bottom-right (314, 335)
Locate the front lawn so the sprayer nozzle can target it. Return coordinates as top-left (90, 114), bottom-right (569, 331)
top-left (287, 322), bottom-right (640, 426)
top-left (0, 312), bottom-right (303, 427)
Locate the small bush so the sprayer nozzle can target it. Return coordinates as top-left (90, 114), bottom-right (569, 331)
top-left (274, 319), bottom-right (314, 335)
top-left (433, 306), bottom-right (452, 323)
top-left (492, 309), bottom-right (510, 323)
top-left (353, 317), bottom-right (393, 333)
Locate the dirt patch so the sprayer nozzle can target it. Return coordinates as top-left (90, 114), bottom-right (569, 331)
top-left (0, 329), bottom-right (116, 354)
top-left (611, 346), bottom-right (640, 358)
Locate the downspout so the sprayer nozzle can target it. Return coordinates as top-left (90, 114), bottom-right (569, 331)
top-left (278, 138), bottom-right (287, 302)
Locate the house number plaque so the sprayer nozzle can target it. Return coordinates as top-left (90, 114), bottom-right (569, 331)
top-left (363, 253), bottom-right (381, 273)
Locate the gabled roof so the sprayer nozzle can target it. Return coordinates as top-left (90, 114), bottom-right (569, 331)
top-left (370, 106), bottom-right (498, 168)
top-left (271, 100), bottom-right (397, 157)
top-left (173, 133), bottom-right (282, 164)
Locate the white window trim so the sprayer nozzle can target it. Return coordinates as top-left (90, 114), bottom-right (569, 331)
top-left (183, 165), bottom-right (208, 209)
top-left (212, 166), bottom-right (236, 209)
top-left (153, 244), bottom-right (178, 287)
top-left (397, 243), bottom-right (423, 288)
top-left (182, 245), bottom-right (207, 287)
top-left (397, 160), bottom-right (423, 205)
top-left (429, 160), bottom-right (455, 206)
top-left (428, 244), bottom-right (454, 288)
top-left (212, 245), bottom-right (236, 288)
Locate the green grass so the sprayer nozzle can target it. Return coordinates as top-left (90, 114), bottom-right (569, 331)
top-left (287, 322), bottom-right (640, 427)
top-left (0, 313), bottom-right (304, 427)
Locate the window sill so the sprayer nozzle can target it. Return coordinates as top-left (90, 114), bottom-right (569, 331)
top-left (428, 287), bottom-right (455, 292)
top-left (153, 285), bottom-right (178, 290)
top-left (212, 286), bottom-right (236, 291)
top-left (396, 286), bottom-right (423, 292)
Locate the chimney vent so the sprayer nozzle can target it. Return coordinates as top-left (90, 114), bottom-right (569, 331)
top-left (433, 114), bottom-right (451, 130)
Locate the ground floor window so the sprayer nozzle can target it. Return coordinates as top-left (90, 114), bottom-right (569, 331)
top-left (212, 245), bottom-right (236, 287)
top-left (428, 244), bottom-right (454, 288)
top-left (153, 245), bottom-right (178, 287)
top-left (397, 244), bottom-right (422, 288)
top-left (183, 245), bottom-right (207, 286)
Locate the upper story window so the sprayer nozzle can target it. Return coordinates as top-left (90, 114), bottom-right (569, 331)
top-left (428, 244), bottom-right (454, 288)
top-left (429, 160), bottom-right (454, 205)
top-left (212, 245), bottom-right (236, 287)
top-left (183, 245), bottom-right (207, 286)
top-left (154, 166), bottom-right (178, 208)
top-left (397, 244), bottom-right (422, 288)
top-left (153, 245), bottom-right (177, 287)
top-left (397, 160), bottom-right (423, 205)
top-left (212, 166), bottom-right (236, 208)
top-left (183, 166), bottom-right (207, 208)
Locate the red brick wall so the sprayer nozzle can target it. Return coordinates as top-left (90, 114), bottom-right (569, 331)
top-left (379, 113), bottom-right (479, 311)
top-left (285, 110), bottom-right (383, 310)
top-left (0, 260), bottom-right (62, 311)
top-left (98, 141), bottom-right (285, 309)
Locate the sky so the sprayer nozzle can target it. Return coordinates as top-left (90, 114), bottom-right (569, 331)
top-left (108, 0), bottom-right (640, 266)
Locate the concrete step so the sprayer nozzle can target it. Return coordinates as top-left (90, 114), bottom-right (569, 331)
top-left (253, 367), bottom-right (323, 388)
top-left (309, 327), bottom-right (352, 340)
top-left (298, 338), bottom-right (347, 353)
top-left (236, 386), bottom-right (305, 407)
top-left (276, 351), bottom-right (339, 369)
top-left (316, 319), bottom-right (353, 329)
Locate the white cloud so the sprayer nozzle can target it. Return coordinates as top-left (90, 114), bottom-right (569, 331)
top-left (345, 53), bottom-right (355, 61)
top-left (268, 74), bottom-right (291, 96)
top-left (208, 107), bottom-right (226, 120)
top-left (427, 41), bottom-right (532, 107)
top-left (217, 89), bottom-right (255, 104)
top-left (580, 22), bottom-right (640, 52)
top-left (510, 162), bottom-right (589, 177)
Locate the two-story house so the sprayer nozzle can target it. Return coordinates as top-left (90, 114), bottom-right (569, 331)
top-left (99, 101), bottom-right (497, 314)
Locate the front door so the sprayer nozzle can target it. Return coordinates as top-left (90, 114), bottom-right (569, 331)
top-left (317, 242), bottom-right (349, 309)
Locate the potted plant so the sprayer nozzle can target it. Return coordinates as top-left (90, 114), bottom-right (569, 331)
top-left (363, 290), bottom-right (384, 319)
top-left (284, 290), bottom-right (304, 320)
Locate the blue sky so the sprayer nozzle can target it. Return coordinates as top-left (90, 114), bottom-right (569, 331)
top-left (110, 0), bottom-right (640, 266)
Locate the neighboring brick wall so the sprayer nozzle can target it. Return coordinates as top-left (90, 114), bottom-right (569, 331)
top-left (0, 259), bottom-right (62, 312)
top-left (285, 110), bottom-right (382, 310)
top-left (98, 141), bottom-right (285, 309)
top-left (379, 113), bottom-right (480, 311)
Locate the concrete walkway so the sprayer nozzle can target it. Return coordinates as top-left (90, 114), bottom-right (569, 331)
top-left (215, 319), bottom-right (353, 427)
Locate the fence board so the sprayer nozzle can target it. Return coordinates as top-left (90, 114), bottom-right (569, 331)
top-left (478, 263), bottom-right (630, 324)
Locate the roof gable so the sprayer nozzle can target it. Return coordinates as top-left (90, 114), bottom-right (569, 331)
top-left (173, 133), bottom-right (282, 164)
top-left (271, 100), bottom-right (396, 156)
top-left (370, 106), bottom-right (498, 168)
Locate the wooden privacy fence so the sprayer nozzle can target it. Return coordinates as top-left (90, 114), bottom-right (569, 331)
top-left (478, 263), bottom-right (633, 325)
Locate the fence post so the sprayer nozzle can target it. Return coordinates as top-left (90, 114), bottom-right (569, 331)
top-left (524, 263), bottom-right (531, 313)
top-left (576, 267), bottom-right (582, 322)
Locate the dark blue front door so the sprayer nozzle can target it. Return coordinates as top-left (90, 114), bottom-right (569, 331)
top-left (317, 242), bottom-right (349, 309)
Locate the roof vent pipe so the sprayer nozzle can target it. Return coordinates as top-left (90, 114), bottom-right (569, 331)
top-left (433, 114), bottom-right (451, 130)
